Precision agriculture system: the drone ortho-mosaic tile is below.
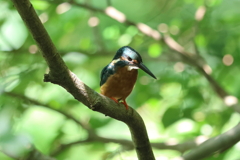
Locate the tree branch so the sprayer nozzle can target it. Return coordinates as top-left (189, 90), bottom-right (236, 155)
top-left (3, 91), bottom-right (92, 132)
top-left (51, 135), bottom-right (208, 156)
top-left (9, 87), bottom-right (240, 159)
top-left (10, 1), bottom-right (240, 159)
top-left (180, 123), bottom-right (240, 160)
top-left (63, 0), bottom-right (240, 113)
top-left (10, 0), bottom-right (155, 159)
top-left (4, 91), bottom-right (208, 156)
top-left (6, 79), bottom-right (240, 160)
top-left (0, 147), bottom-right (56, 160)
top-left (23, 148), bottom-right (56, 160)
top-left (0, 134), bottom-right (56, 160)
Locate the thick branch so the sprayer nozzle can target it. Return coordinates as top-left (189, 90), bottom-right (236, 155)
top-left (11, 0), bottom-right (155, 159)
top-left (5, 91), bottom-right (209, 156)
top-left (180, 123), bottom-right (240, 160)
top-left (4, 92), bottom-right (209, 155)
top-left (6, 78), bottom-right (240, 160)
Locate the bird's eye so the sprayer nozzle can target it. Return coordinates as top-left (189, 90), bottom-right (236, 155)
top-left (127, 57), bottom-right (132, 61)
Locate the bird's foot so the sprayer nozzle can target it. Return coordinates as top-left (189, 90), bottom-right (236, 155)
top-left (122, 100), bottom-right (129, 110)
top-left (110, 97), bottom-right (128, 110)
top-left (110, 97), bottom-right (119, 103)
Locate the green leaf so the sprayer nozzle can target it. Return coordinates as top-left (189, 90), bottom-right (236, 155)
top-left (89, 117), bottom-right (111, 129)
top-left (195, 34), bottom-right (206, 47)
top-left (148, 43), bottom-right (162, 58)
top-left (31, 1), bottom-right (50, 10)
top-left (162, 107), bottom-right (182, 128)
top-left (0, 12), bottom-right (27, 50)
top-left (103, 26), bottom-right (120, 39)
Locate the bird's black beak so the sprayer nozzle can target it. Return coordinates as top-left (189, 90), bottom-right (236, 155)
top-left (138, 63), bottom-right (156, 79)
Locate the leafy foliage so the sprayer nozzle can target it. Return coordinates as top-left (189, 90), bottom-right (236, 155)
top-left (1, 0), bottom-right (240, 159)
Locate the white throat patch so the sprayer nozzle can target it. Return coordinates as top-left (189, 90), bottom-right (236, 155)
top-left (127, 65), bottom-right (139, 71)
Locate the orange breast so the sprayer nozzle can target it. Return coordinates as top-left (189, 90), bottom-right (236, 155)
top-left (100, 66), bottom-right (138, 100)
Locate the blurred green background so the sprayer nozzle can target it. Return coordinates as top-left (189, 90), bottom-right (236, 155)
top-left (1, 0), bottom-right (240, 159)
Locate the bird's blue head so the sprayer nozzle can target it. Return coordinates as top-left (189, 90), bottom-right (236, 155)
top-left (113, 46), bottom-right (156, 79)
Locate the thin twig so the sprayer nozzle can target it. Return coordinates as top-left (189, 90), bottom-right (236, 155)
top-left (4, 92), bottom-right (91, 131)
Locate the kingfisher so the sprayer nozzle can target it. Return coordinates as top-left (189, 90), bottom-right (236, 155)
top-left (100, 46), bottom-right (156, 110)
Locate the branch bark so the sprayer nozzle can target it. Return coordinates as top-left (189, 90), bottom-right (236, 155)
top-left (10, 0), bottom-right (155, 160)
top-left (180, 123), bottom-right (240, 160)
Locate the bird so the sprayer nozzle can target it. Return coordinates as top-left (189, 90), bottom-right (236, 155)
top-left (100, 46), bottom-right (156, 110)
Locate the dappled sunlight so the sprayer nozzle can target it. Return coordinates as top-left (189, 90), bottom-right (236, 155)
top-left (224, 95), bottom-right (238, 106)
top-left (88, 16), bottom-right (99, 27)
top-left (169, 25), bottom-right (179, 35)
top-left (174, 62), bottom-right (185, 73)
top-left (195, 136), bottom-right (208, 145)
top-left (160, 82), bottom-right (182, 100)
top-left (221, 113), bottom-right (240, 133)
top-left (235, 141), bottom-right (240, 149)
top-left (176, 119), bottom-right (195, 133)
top-left (164, 35), bottom-right (184, 53)
top-left (158, 23), bottom-right (168, 33)
top-left (118, 34), bottom-right (132, 46)
top-left (222, 54), bottom-right (234, 66)
top-left (3, 0), bottom-right (240, 159)
top-left (195, 6), bottom-right (206, 21)
top-left (164, 118), bottom-right (198, 138)
top-left (0, 11), bottom-right (28, 51)
top-left (193, 111), bottom-right (205, 122)
top-left (39, 13), bottom-right (48, 24)
top-left (201, 124), bottom-right (213, 136)
top-left (28, 44), bottom-right (38, 54)
top-left (165, 138), bottom-right (178, 145)
top-left (105, 6), bottom-right (126, 23)
top-left (56, 2), bottom-right (71, 14)
top-left (137, 23), bottom-right (161, 40)
top-left (203, 64), bottom-right (212, 74)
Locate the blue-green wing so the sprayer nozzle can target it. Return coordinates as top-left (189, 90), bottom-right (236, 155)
top-left (100, 64), bottom-right (114, 86)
